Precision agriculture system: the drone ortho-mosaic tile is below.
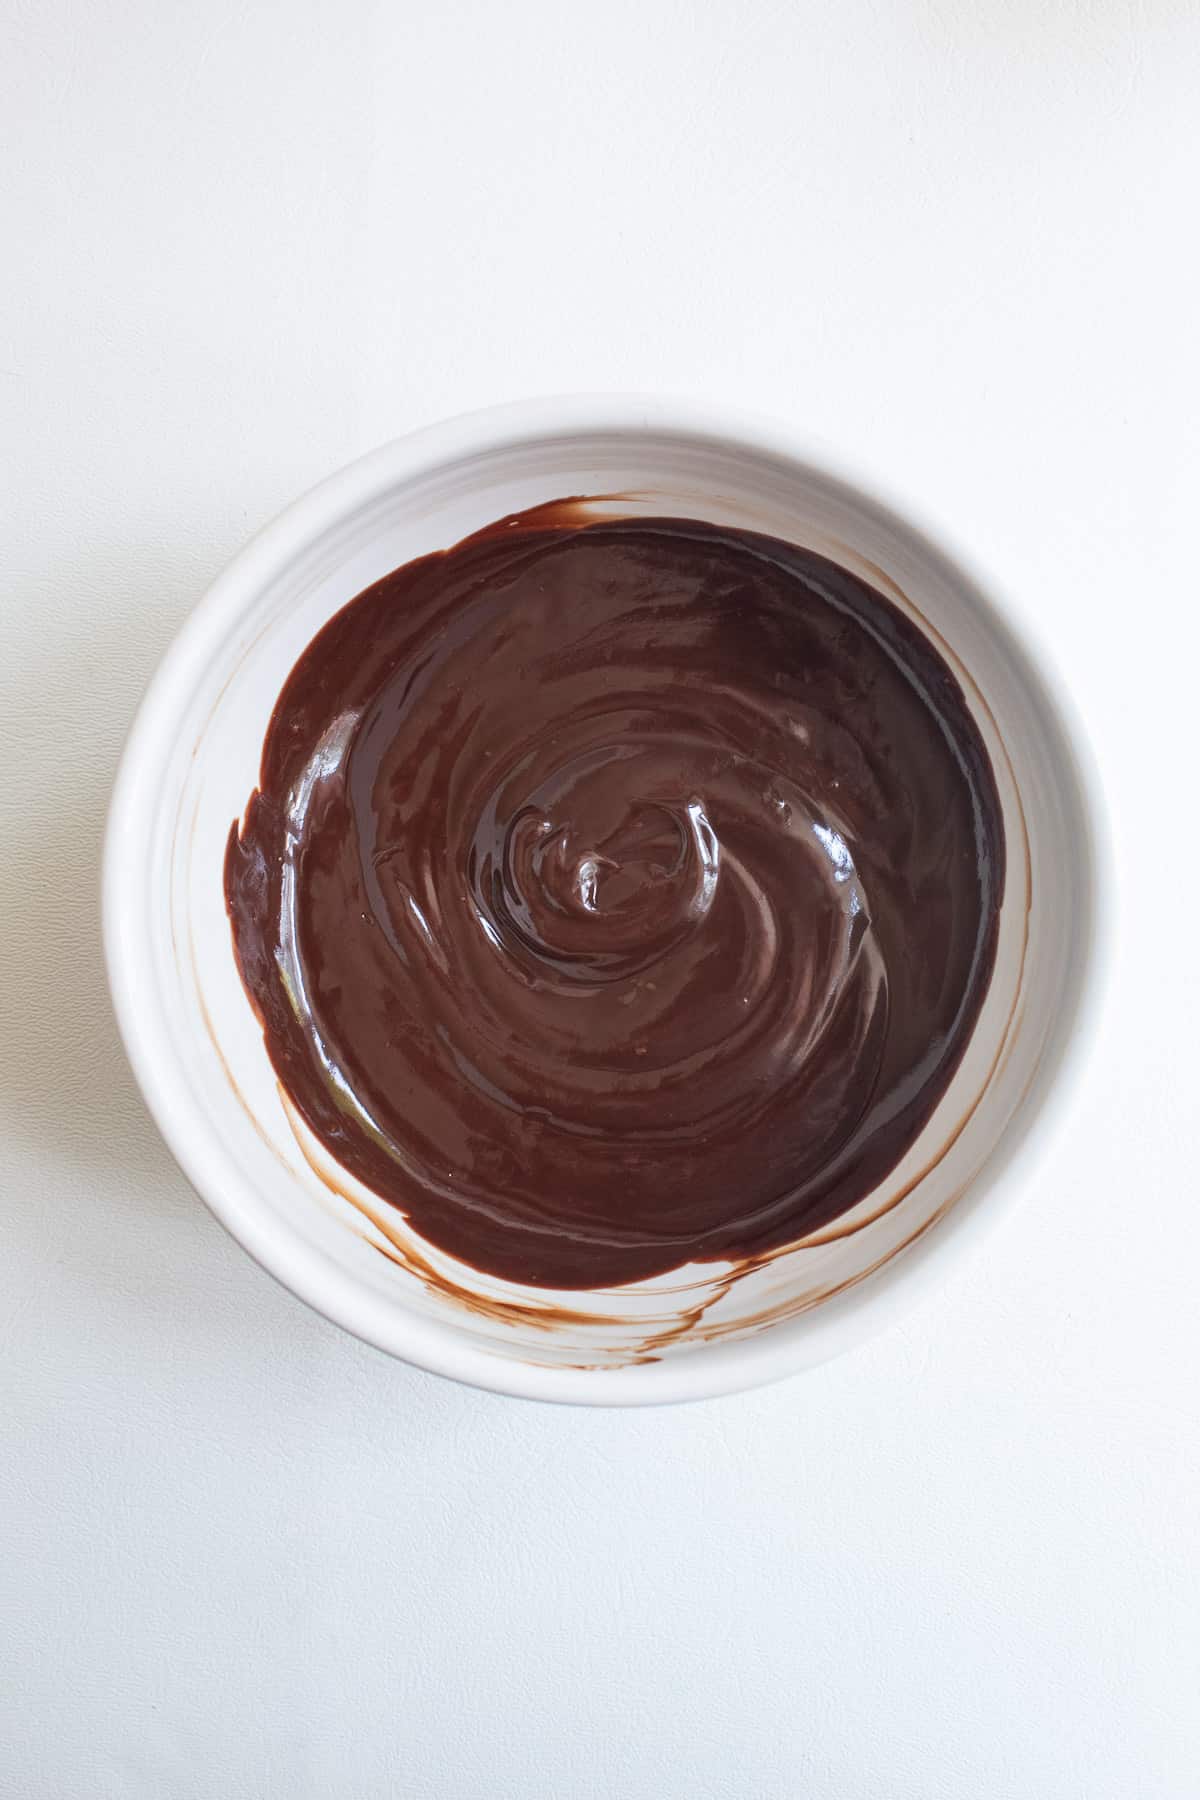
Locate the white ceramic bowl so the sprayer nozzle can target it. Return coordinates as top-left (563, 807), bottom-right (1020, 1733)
top-left (103, 397), bottom-right (1108, 1404)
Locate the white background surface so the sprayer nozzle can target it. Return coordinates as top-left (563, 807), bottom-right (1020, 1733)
top-left (2, 2), bottom-right (1198, 1794)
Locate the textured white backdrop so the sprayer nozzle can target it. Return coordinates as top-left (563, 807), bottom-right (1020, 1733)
top-left (2, 2), bottom-right (1199, 1795)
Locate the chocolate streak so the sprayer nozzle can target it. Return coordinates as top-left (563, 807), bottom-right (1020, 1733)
top-left (225, 507), bottom-right (1005, 1289)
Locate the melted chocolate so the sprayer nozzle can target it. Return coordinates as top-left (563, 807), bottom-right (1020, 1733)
top-left (225, 507), bottom-right (1004, 1289)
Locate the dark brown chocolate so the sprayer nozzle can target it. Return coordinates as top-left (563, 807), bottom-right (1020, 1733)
top-left (225, 506), bottom-right (1004, 1288)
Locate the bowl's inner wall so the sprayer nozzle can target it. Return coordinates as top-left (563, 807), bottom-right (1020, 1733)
top-left (157, 431), bottom-right (1089, 1369)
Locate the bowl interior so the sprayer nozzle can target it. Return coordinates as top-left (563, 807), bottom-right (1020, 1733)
top-left (107, 414), bottom-right (1098, 1398)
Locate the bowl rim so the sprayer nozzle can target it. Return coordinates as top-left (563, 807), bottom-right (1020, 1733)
top-left (102, 393), bottom-right (1113, 1405)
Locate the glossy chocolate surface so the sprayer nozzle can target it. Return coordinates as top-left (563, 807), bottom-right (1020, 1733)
top-left (226, 507), bottom-right (1004, 1287)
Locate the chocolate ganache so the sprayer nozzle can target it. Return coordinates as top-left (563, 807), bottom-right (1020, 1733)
top-left (225, 505), bottom-right (1005, 1288)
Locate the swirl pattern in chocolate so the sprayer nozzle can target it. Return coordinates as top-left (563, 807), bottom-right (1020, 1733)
top-left (225, 506), bottom-right (1005, 1288)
